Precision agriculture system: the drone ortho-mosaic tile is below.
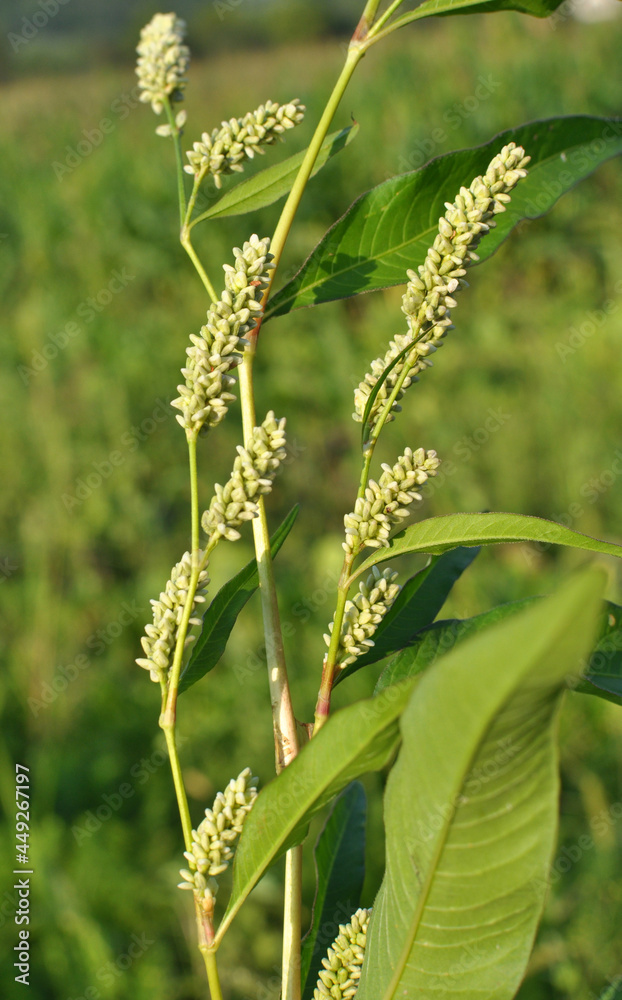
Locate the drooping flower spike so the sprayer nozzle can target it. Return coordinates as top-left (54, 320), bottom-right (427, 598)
top-left (185, 99), bottom-right (305, 187)
top-left (354, 143), bottom-right (530, 430)
top-left (343, 447), bottom-right (440, 557)
top-left (136, 552), bottom-right (209, 684)
top-left (136, 13), bottom-right (190, 118)
top-left (202, 412), bottom-right (288, 542)
top-left (178, 768), bottom-right (258, 907)
top-left (325, 567), bottom-right (400, 669)
top-left (313, 908), bottom-right (371, 999)
top-left (172, 235), bottom-right (274, 437)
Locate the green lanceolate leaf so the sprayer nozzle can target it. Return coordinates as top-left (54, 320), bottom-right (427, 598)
top-left (356, 569), bottom-right (605, 1000)
top-left (335, 546), bottom-right (480, 686)
top-left (374, 596), bottom-right (622, 709)
top-left (301, 782), bottom-right (367, 1000)
top-left (191, 124), bottom-right (359, 224)
top-left (375, 597), bottom-right (538, 693)
top-left (178, 506), bottom-right (298, 694)
top-left (576, 601), bottom-right (622, 707)
top-left (383, 0), bottom-right (563, 32)
top-left (353, 511), bottom-right (622, 580)
top-left (217, 678), bottom-right (417, 945)
top-left (266, 116), bottom-right (622, 318)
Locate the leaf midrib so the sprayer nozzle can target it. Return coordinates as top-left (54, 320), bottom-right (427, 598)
top-left (380, 628), bottom-right (566, 999)
top-left (269, 134), bottom-right (615, 314)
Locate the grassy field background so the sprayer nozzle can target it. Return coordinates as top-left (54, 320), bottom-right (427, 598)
top-left (1, 5), bottom-right (622, 999)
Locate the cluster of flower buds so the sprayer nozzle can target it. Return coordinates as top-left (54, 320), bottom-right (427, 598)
top-left (178, 768), bottom-right (258, 905)
top-left (135, 13), bottom-right (190, 117)
top-left (136, 551), bottom-right (209, 683)
top-left (184, 99), bottom-right (305, 187)
top-left (172, 236), bottom-right (274, 437)
top-left (201, 412), bottom-right (287, 541)
top-left (354, 143), bottom-right (530, 429)
top-left (325, 568), bottom-right (400, 668)
top-left (313, 908), bottom-right (371, 1000)
top-left (343, 447), bottom-right (440, 557)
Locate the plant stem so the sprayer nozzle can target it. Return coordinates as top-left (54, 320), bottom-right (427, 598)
top-left (282, 846), bottom-right (303, 1000)
top-left (164, 96), bottom-right (187, 228)
top-left (202, 950), bottom-right (224, 1000)
top-left (259, 44), bottom-right (365, 315)
top-left (239, 347), bottom-right (302, 1000)
top-left (313, 547), bottom-right (359, 734)
top-left (366, 0), bottom-right (407, 38)
top-left (314, 429), bottom-right (379, 732)
top-left (239, 352), bottom-right (299, 772)
top-left (162, 725), bottom-right (193, 850)
top-left (234, 37), bottom-right (369, 998)
top-left (181, 231), bottom-right (219, 303)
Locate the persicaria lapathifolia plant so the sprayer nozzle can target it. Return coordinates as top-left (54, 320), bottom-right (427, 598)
top-left (131, 5), bottom-right (622, 999)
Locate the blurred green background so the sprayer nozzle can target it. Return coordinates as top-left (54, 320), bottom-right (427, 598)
top-left (2, 0), bottom-right (622, 998)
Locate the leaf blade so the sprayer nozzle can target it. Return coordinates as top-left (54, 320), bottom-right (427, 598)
top-left (192, 125), bottom-right (358, 223)
top-left (335, 546), bottom-right (480, 685)
top-left (178, 506), bottom-right (298, 695)
top-left (301, 782), bottom-right (367, 999)
top-left (266, 116), bottom-right (622, 318)
top-left (388, 0), bottom-right (563, 27)
top-left (218, 678), bottom-right (417, 944)
top-left (353, 511), bottom-right (622, 580)
top-left (357, 570), bottom-right (605, 999)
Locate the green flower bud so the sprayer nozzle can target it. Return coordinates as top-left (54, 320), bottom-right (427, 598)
top-left (325, 568), bottom-right (400, 668)
top-left (185, 99), bottom-right (305, 187)
top-left (136, 13), bottom-right (190, 116)
top-left (172, 236), bottom-right (274, 437)
top-left (201, 412), bottom-right (287, 541)
top-left (343, 447), bottom-right (440, 557)
top-left (354, 143), bottom-right (530, 429)
top-left (178, 768), bottom-right (258, 902)
top-left (136, 552), bottom-right (209, 683)
top-left (313, 909), bottom-right (371, 1000)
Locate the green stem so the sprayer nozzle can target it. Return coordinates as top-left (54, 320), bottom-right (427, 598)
top-left (184, 171), bottom-right (206, 231)
top-left (181, 232), bottom-right (218, 303)
top-left (313, 555), bottom-right (354, 734)
top-left (365, 8), bottom-right (427, 46)
top-left (282, 846), bottom-right (303, 1000)
top-left (162, 725), bottom-right (193, 850)
top-left (239, 352), bottom-right (299, 771)
top-left (180, 165), bottom-right (219, 302)
top-left (188, 435), bottom-right (200, 554)
top-left (366, 0), bottom-right (407, 38)
top-left (239, 346), bottom-right (301, 998)
top-left (203, 950), bottom-right (224, 1000)
top-left (164, 96), bottom-right (187, 227)
top-left (263, 45), bottom-right (365, 303)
